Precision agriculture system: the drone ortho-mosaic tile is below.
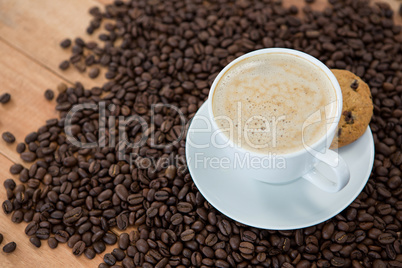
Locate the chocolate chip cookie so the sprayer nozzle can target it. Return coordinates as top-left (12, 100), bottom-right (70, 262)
top-left (330, 69), bottom-right (373, 149)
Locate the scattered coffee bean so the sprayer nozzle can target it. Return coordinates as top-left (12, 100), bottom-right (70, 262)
top-left (89, 67), bottom-right (100, 79)
top-left (16, 143), bottom-right (26, 153)
top-left (57, 82), bottom-right (67, 93)
top-left (0, 93), bottom-right (11, 104)
top-left (3, 242), bottom-right (16, 253)
top-left (2, 200), bottom-right (13, 214)
top-left (44, 89), bottom-right (54, 101)
top-left (30, 237), bottom-right (41, 248)
top-left (2, 132), bottom-right (16, 144)
top-left (60, 38), bottom-right (72, 48)
top-left (59, 60), bottom-right (70, 70)
top-left (9, 164), bottom-right (23, 175)
top-left (48, 237), bottom-right (58, 249)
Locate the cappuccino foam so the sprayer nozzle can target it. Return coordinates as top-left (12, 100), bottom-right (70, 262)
top-left (212, 52), bottom-right (337, 154)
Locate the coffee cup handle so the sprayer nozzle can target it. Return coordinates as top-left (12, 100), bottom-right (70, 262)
top-left (302, 150), bottom-right (350, 193)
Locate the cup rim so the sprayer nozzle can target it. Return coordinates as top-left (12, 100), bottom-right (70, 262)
top-left (207, 48), bottom-right (343, 158)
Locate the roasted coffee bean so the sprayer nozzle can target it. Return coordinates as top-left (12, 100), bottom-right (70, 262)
top-left (378, 232), bottom-right (396, 244)
top-left (63, 156), bottom-right (77, 167)
top-left (72, 241), bottom-right (86, 256)
top-left (84, 247), bottom-right (96, 260)
top-left (60, 38), bottom-right (71, 48)
top-left (177, 202), bottom-right (193, 213)
top-left (215, 259), bottom-right (230, 268)
top-left (242, 230), bottom-right (257, 242)
top-left (59, 60), bottom-right (70, 70)
top-left (136, 238), bottom-right (148, 253)
top-left (3, 242), bottom-right (16, 253)
top-left (12, 210), bottom-right (24, 223)
top-left (154, 191), bottom-right (169, 201)
top-left (170, 213), bottom-right (183, 225)
top-left (122, 257), bottom-right (135, 268)
top-left (112, 248), bottom-right (126, 261)
top-left (30, 237), bottom-right (41, 248)
top-left (218, 219), bottom-right (232, 236)
top-left (205, 233), bottom-right (218, 247)
top-left (25, 221), bottom-right (39, 236)
top-left (67, 235), bottom-right (81, 249)
top-left (48, 237), bottom-right (58, 249)
top-left (16, 142), bottom-right (26, 153)
top-left (82, 232), bottom-right (93, 247)
top-left (36, 228), bottom-right (50, 240)
top-left (93, 241), bottom-right (106, 254)
top-left (116, 213), bottom-right (128, 230)
top-left (55, 230), bottom-right (70, 243)
top-left (229, 236), bottom-right (240, 250)
top-left (4, 178), bottom-right (16, 190)
top-left (63, 207), bottom-right (82, 224)
top-left (20, 152), bottom-right (37, 162)
top-left (119, 233), bottom-right (129, 250)
top-left (89, 67), bottom-right (100, 79)
top-left (104, 253), bottom-right (116, 266)
top-left (3, 200), bottom-right (14, 214)
top-left (103, 232), bottom-right (117, 245)
top-left (10, 164), bottom-right (24, 175)
top-left (0, 93), bottom-right (11, 104)
top-left (127, 194), bottom-right (143, 205)
top-left (180, 229), bottom-right (195, 242)
top-left (78, 222), bottom-right (92, 235)
top-left (239, 242), bottom-right (254, 255)
top-left (170, 241), bottom-right (183, 255)
top-left (2, 132), bottom-right (16, 144)
top-left (44, 89), bottom-right (54, 101)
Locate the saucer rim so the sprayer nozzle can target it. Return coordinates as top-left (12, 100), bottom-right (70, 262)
top-left (185, 102), bottom-right (375, 230)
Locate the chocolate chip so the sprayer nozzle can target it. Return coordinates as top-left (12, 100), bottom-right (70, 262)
top-left (343, 111), bottom-right (354, 124)
top-left (350, 80), bottom-right (359, 90)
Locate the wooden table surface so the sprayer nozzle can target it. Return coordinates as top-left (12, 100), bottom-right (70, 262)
top-left (0, 0), bottom-right (401, 267)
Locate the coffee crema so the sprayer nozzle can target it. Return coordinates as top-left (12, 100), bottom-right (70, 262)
top-left (212, 52), bottom-right (337, 154)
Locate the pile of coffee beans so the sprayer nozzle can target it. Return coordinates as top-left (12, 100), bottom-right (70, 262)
top-left (2, 0), bottom-right (402, 267)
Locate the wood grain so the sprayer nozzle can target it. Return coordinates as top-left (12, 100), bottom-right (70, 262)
top-left (0, 40), bottom-right (62, 164)
top-left (0, 0), bottom-right (107, 88)
top-left (0, 0), bottom-right (401, 267)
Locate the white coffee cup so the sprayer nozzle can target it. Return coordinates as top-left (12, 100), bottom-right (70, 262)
top-left (206, 48), bottom-right (350, 192)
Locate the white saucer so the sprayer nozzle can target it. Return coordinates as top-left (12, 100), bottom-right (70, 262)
top-left (185, 102), bottom-right (375, 230)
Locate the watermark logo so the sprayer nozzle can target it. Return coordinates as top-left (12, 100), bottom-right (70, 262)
top-left (63, 100), bottom-right (339, 170)
top-left (187, 152), bottom-right (286, 170)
